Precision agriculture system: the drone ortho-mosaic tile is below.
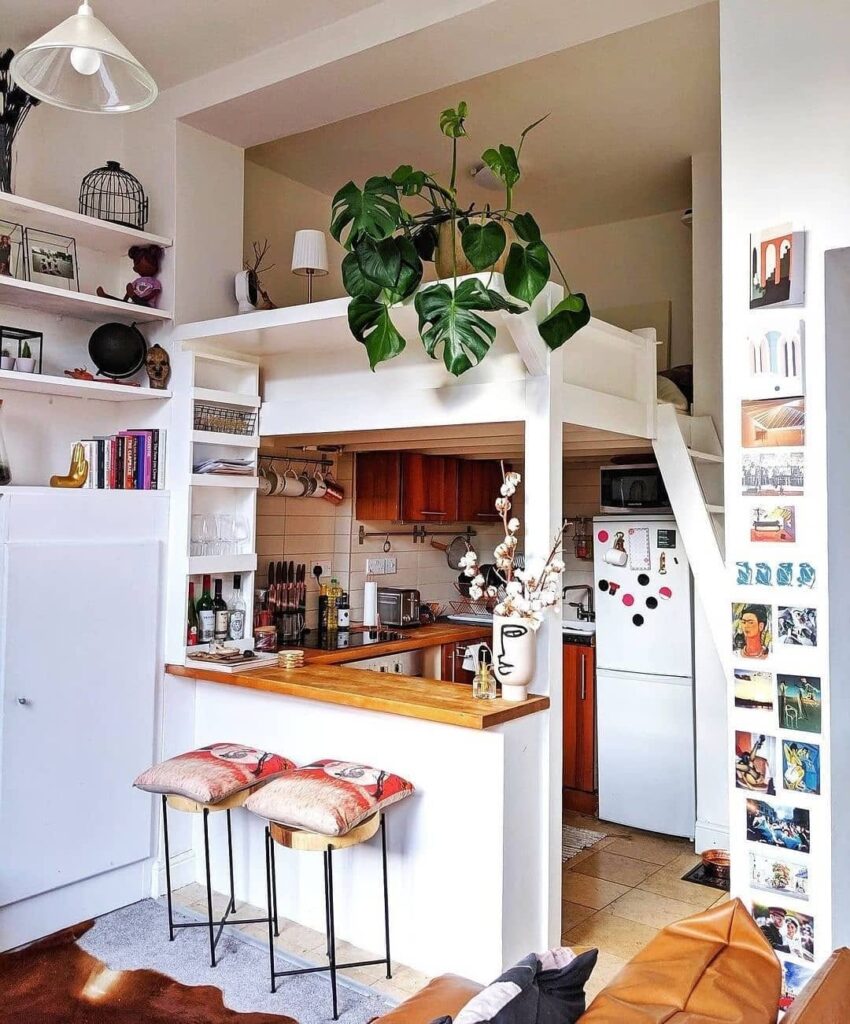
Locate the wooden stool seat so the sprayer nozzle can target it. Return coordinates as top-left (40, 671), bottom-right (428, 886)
top-left (166, 790), bottom-right (251, 814)
top-left (269, 813), bottom-right (380, 851)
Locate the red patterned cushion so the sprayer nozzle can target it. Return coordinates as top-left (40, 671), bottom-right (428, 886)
top-left (244, 759), bottom-right (414, 836)
top-left (134, 743), bottom-right (295, 804)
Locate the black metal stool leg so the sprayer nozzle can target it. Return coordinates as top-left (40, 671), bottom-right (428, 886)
top-left (323, 851), bottom-right (332, 958)
top-left (203, 807), bottom-right (216, 968)
top-left (162, 795), bottom-right (175, 942)
top-left (327, 844), bottom-right (339, 1020)
top-left (381, 814), bottom-right (392, 978)
top-left (226, 809), bottom-right (236, 916)
top-left (270, 832), bottom-right (279, 936)
top-left (265, 827), bottom-right (277, 993)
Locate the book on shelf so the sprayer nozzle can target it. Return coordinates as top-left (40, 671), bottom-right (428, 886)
top-left (79, 429), bottom-right (166, 490)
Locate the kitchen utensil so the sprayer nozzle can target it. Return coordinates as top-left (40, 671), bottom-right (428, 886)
top-left (322, 471), bottom-right (345, 505)
top-left (431, 534), bottom-right (473, 570)
top-left (258, 460), bottom-right (273, 495)
top-left (311, 468), bottom-right (328, 498)
top-left (299, 465), bottom-right (317, 496)
top-left (281, 463), bottom-right (305, 496)
top-left (383, 534), bottom-right (391, 552)
top-left (88, 321), bottom-right (147, 379)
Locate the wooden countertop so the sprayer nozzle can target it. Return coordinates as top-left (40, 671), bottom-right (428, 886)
top-left (297, 622), bottom-right (492, 664)
top-left (166, 660), bottom-right (549, 731)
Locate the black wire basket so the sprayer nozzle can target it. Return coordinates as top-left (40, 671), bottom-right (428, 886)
top-left (79, 161), bottom-right (149, 230)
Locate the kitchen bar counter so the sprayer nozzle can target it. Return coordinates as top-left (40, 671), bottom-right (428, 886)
top-left (167, 660), bottom-right (549, 730)
top-left (294, 621), bottom-right (491, 664)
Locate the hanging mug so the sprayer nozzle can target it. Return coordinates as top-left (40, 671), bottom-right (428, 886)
top-left (603, 531), bottom-right (628, 567)
top-left (322, 473), bottom-right (345, 506)
top-left (311, 468), bottom-right (329, 498)
top-left (281, 465), bottom-right (305, 496)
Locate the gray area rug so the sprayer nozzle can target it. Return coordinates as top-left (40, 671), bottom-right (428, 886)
top-left (79, 899), bottom-right (394, 1023)
top-left (562, 824), bottom-right (607, 862)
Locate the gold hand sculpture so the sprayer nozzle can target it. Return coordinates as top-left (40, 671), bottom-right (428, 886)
top-left (50, 442), bottom-right (89, 488)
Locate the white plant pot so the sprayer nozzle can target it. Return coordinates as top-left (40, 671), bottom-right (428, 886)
top-left (0, 356), bottom-right (15, 370)
top-left (14, 357), bottom-right (36, 373)
top-left (492, 613), bottom-right (536, 701)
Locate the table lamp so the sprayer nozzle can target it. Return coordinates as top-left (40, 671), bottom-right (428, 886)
top-left (291, 230), bottom-right (328, 303)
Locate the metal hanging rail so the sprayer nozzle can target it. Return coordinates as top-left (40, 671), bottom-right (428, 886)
top-left (358, 524), bottom-right (477, 546)
top-left (259, 453), bottom-right (334, 471)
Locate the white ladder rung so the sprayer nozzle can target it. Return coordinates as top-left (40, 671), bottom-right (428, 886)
top-left (706, 504), bottom-right (725, 514)
top-left (688, 449), bottom-right (723, 463)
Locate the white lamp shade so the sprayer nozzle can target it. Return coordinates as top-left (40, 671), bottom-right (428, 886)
top-left (10, 2), bottom-right (157, 114)
top-left (291, 230), bottom-right (329, 276)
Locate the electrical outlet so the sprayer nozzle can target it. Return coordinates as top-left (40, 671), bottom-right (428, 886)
top-left (367, 557), bottom-right (386, 574)
top-left (314, 560), bottom-right (333, 579)
top-left (384, 557), bottom-right (397, 573)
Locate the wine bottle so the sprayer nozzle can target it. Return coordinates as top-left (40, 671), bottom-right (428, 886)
top-left (187, 581), bottom-right (199, 646)
top-left (213, 578), bottom-right (229, 641)
top-left (196, 574), bottom-right (215, 644)
top-left (229, 573), bottom-right (246, 640)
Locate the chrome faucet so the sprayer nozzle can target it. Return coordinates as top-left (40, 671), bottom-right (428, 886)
top-left (562, 584), bottom-right (595, 622)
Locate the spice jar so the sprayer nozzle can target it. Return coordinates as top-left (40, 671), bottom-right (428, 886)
top-left (254, 625), bottom-right (278, 653)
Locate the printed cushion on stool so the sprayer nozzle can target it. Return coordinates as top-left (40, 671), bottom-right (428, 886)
top-left (244, 759), bottom-right (414, 836)
top-left (133, 743), bottom-right (295, 805)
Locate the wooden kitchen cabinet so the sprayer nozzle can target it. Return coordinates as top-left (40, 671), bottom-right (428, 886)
top-left (457, 460), bottom-right (504, 522)
top-left (355, 451), bottom-right (402, 520)
top-left (563, 643), bottom-right (597, 813)
top-left (400, 453), bottom-right (459, 523)
top-left (441, 641), bottom-right (476, 684)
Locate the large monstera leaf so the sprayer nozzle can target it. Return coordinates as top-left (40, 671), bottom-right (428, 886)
top-left (348, 296), bottom-right (406, 370)
top-left (504, 240), bottom-right (550, 305)
top-left (538, 292), bottom-right (591, 350)
top-left (415, 278), bottom-right (524, 376)
top-left (353, 235), bottom-right (422, 303)
top-left (330, 176), bottom-right (403, 250)
top-left (461, 220), bottom-right (507, 271)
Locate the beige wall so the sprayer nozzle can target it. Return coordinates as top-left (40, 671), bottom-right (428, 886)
top-left (690, 150), bottom-right (723, 435)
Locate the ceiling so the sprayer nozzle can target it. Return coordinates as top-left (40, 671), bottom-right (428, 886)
top-left (1, 0), bottom-right (382, 90)
top-left (247, 4), bottom-right (719, 232)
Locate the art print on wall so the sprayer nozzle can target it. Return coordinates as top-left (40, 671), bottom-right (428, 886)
top-left (735, 730), bottom-right (777, 794)
top-left (750, 225), bottom-right (805, 308)
top-left (748, 320), bottom-right (805, 399)
top-left (732, 602), bottom-right (772, 659)
top-left (753, 902), bottom-right (814, 961)
top-left (777, 606), bottom-right (817, 646)
top-left (734, 668), bottom-right (773, 711)
top-left (750, 505), bottom-right (796, 543)
top-left (750, 851), bottom-right (809, 902)
top-left (780, 961), bottom-right (815, 1012)
top-left (746, 798), bottom-right (810, 853)
top-left (777, 674), bottom-right (821, 733)
top-left (783, 739), bottom-right (821, 795)
top-left (742, 450), bottom-right (804, 496)
top-left (741, 398), bottom-right (805, 448)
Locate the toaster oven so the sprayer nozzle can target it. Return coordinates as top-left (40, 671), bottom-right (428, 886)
top-left (376, 587), bottom-right (420, 627)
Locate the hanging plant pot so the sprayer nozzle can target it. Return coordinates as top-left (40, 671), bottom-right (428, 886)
top-left (434, 216), bottom-right (516, 281)
top-left (491, 613), bottom-right (537, 702)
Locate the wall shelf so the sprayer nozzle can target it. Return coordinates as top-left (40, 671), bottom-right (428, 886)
top-left (187, 554), bottom-right (258, 575)
top-left (192, 429), bottom-right (260, 449)
top-left (192, 387), bottom-right (261, 408)
top-left (0, 275), bottom-right (172, 324)
top-left (0, 369), bottom-right (171, 401)
top-left (191, 474), bottom-right (259, 489)
top-left (0, 192), bottom-right (172, 257)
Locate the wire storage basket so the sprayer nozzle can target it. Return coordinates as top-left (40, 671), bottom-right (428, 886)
top-left (194, 402), bottom-right (257, 437)
top-left (79, 161), bottom-right (149, 230)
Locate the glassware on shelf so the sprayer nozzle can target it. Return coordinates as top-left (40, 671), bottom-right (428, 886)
top-left (0, 400), bottom-right (11, 485)
top-left (190, 512), bottom-right (251, 557)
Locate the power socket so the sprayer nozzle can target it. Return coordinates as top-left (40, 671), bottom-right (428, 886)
top-left (313, 560), bottom-right (333, 579)
top-left (384, 557), bottom-right (397, 573)
top-left (367, 557), bottom-right (386, 574)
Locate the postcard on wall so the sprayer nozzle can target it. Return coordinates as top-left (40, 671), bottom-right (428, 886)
top-left (741, 398), bottom-right (805, 449)
top-left (746, 798), bottom-right (810, 853)
top-left (751, 505), bottom-right (796, 543)
top-left (783, 739), bottom-right (821, 796)
top-left (777, 606), bottom-right (817, 647)
top-left (781, 960), bottom-right (815, 1013)
top-left (735, 730), bottom-right (777, 795)
top-left (734, 669), bottom-right (774, 711)
top-left (750, 225), bottom-right (805, 309)
top-left (750, 851), bottom-right (809, 902)
top-left (732, 602), bottom-right (772, 660)
top-left (742, 450), bottom-right (804, 496)
top-left (777, 674), bottom-right (821, 734)
top-left (747, 320), bottom-right (805, 399)
top-left (753, 902), bottom-right (815, 962)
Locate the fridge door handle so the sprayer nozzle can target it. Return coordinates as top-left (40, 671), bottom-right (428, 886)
top-left (580, 653), bottom-right (586, 701)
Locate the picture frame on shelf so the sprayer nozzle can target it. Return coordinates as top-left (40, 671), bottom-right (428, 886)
top-left (0, 220), bottom-right (24, 280)
top-left (23, 227), bottom-right (79, 292)
top-left (0, 325), bottom-right (43, 374)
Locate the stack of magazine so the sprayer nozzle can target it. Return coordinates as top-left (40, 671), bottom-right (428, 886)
top-left (193, 456), bottom-right (254, 476)
top-left (79, 429), bottom-right (166, 489)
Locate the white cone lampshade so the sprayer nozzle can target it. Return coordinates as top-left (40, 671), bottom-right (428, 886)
top-left (291, 230), bottom-right (329, 277)
top-left (11, 2), bottom-right (157, 114)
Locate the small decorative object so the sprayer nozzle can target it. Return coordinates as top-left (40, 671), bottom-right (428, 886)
top-left (472, 650), bottom-right (497, 701)
top-left (24, 228), bottom-right (78, 290)
top-left (750, 225), bottom-right (805, 309)
top-left (291, 229), bottom-right (328, 303)
top-left (0, 349), bottom-right (12, 370)
top-left (10, 3), bottom-right (157, 115)
top-left (0, 325), bottom-right (43, 372)
top-left (0, 49), bottom-right (40, 193)
top-left (460, 464), bottom-right (567, 702)
top-left (144, 342), bottom-right (170, 389)
top-left (0, 399), bottom-right (10, 484)
top-left (50, 442), bottom-right (88, 488)
top-left (79, 160), bottom-right (149, 229)
top-left (0, 221), bottom-right (23, 276)
top-left (96, 243), bottom-right (163, 306)
top-left (603, 531), bottom-right (628, 566)
top-left (330, 101), bottom-right (591, 375)
top-left (88, 321), bottom-right (146, 378)
top-left (236, 239), bottom-right (276, 312)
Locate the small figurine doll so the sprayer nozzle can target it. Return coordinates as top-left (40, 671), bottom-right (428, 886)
top-left (0, 234), bottom-right (12, 277)
top-left (97, 244), bottom-right (163, 307)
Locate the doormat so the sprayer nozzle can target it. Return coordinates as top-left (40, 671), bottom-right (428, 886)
top-left (681, 862), bottom-right (731, 893)
top-left (562, 824), bottom-right (607, 862)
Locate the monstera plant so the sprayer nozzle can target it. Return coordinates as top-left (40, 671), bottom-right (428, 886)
top-left (329, 102), bottom-right (591, 376)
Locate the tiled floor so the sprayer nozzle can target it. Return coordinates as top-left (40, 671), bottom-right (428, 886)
top-left (562, 811), bottom-right (730, 1002)
top-left (171, 883), bottom-right (429, 1002)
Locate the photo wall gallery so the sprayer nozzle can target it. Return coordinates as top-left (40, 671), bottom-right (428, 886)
top-left (733, 224), bottom-right (819, 1001)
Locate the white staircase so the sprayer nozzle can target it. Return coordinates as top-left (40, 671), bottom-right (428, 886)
top-left (653, 403), bottom-right (726, 659)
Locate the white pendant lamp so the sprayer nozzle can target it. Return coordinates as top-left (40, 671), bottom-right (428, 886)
top-left (291, 230), bottom-right (329, 303)
top-left (10, 2), bottom-right (157, 114)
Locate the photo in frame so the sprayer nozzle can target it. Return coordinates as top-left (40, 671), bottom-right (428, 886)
top-left (777, 606), bottom-right (817, 647)
top-left (732, 602), bottom-right (772, 660)
top-left (777, 674), bottom-right (821, 733)
top-left (750, 225), bottom-right (805, 309)
top-left (752, 902), bottom-right (814, 962)
top-left (741, 397), bottom-right (805, 448)
top-left (750, 504), bottom-right (796, 543)
top-left (734, 668), bottom-right (773, 711)
top-left (735, 730), bottom-right (777, 795)
top-left (23, 227), bottom-right (79, 291)
top-left (747, 320), bottom-right (805, 399)
top-left (780, 960), bottom-right (815, 1012)
top-left (742, 450), bottom-right (804, 496)
top-left (782, 739), bottom-right (821, 796)
top-left (749, 851), bottom-right (809, 902)
top-left (0, 219), bottom-right (24, 279)
top-left (746, 798), bottom-right (810, 853)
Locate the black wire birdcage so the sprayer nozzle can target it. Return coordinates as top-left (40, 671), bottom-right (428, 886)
top-left (79, 161), bottom-right (149, 230)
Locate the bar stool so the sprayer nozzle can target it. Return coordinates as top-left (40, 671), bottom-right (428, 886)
top-left (243, 758), bottom-right (415, 1019)
top-left (134, 742), bottom-right (296, 967)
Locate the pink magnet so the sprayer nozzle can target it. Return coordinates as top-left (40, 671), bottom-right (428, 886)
top-left (659, 586), bottom-right (672, 600)
top-left (622, 593), bottom-right (635, 607)
top-left (597, 529), bottom-right (609, 543)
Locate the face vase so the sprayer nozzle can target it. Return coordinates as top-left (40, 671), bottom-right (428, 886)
top-left (492, 614), bottom-right (536, 701)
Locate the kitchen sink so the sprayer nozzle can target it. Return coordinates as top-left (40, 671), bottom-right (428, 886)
top-left (562, 621), bottom-right (596, 635)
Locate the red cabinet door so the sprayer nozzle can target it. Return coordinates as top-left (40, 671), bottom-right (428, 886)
top-left (457, 460), bottom-right (504, 523)
top-left (355, 452), bottom-right (401, 521)
top-left (563, 644), bottom-right (596, 799)
top-left (401, 453), bottom-right (459, 523)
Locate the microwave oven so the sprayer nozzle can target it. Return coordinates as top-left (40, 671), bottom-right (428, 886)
top-left (600, 463), bottom-right (671, 514)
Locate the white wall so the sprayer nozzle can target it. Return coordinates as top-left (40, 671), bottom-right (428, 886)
top-left (691, 150), bottom-right (722, 432)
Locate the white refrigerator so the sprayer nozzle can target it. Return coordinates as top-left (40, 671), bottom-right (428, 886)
top-left (593, 515), bottom-right (696, 838)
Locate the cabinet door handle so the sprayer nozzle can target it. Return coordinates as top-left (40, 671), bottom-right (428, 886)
top-left (419, 510), bottom-right (447, 516)
top-left (580, 654), bottom-right (586, 701)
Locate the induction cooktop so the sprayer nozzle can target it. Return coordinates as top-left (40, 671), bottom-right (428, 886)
top-left (296, 628), bottom-right (410, 652)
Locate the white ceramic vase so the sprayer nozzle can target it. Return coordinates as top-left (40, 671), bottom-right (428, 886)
top-left (14, 357), bottom-right (36, 373)
top-left (492, 613), bottom-right (536, 701)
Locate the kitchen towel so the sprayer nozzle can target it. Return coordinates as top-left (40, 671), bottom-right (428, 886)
top-left (462, 643), bottom-right (488, 672)
top-left (363, 581), bottom-right (378, 627)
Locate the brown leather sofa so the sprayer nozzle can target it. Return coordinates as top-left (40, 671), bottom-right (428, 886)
top-left (375, 900), bottom-right (850, 1024)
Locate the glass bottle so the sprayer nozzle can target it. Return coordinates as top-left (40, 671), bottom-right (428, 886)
top-left (0, 400), bottom-right (10, 485)
top-left (472, 649), bottom-right (497, 700)
top-left (186, 582), bottom-right (199, 646)
top-left (196, 574), bottom-right (215, 644)
top-left (326, 577), bottom-right (341, 632)
top-left (213, 578), bottom-right (229, 641)
top-left (337, 591), bottom-right (350, 632)
top-left (229, 573), bottom-right (246, 640)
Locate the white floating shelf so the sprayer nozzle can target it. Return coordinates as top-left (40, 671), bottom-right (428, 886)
top-left (192, 430), bottom-right (260, 449)
top-left (0, 275), bottom-right (172, 323)
top-left (191, 474), bottom-right (259, 489)
top-left (0, 369), bottom-right (171, 401)
top-left (192, 387), bottom-right (261, 408)
top-left (188, 554), bottom-right (258, 575)
top-left (0, 192), bottom-right (172, 257)
top-left (0, 485), bottom-right (168, 495)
